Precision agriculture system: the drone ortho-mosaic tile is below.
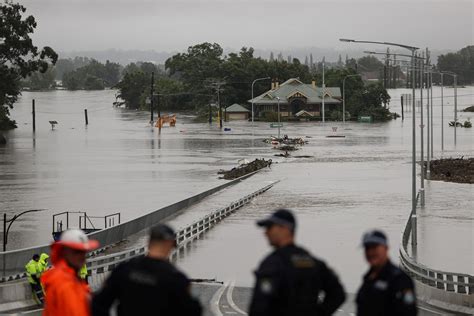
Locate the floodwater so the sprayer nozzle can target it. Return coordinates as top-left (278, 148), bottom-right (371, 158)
top-left (1, 87), bottom-right (472, 293)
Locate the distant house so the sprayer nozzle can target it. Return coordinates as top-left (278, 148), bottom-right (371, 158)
top-left (248, 78), bottom-right (342, 118)
top-left (225, 103), bottom-right (250, 121)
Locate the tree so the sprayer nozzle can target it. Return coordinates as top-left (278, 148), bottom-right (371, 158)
top-left (437, 45), bottom-right (473, 85)
top-left (347, 82), bottom-right (392, 121)
top-left (23, 66), bottom-right (56, 90)
top-left (0, 2), bottom-right (57, 130)
top-left (61, 59), bottom-right (121, 90)
top-left (115, 71), bottom-right (149, 109)
top-left (357, 56), bottom-right (384, 72)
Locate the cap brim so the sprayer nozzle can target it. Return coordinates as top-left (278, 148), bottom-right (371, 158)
top-left (59, 240), bottom-right (100, 252)
top-left (257, 218), bottom-right (275, 227)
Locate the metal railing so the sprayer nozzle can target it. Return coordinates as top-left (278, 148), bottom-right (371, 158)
top-left (86, 181), bottom-right (278, 279)
top-left (399, 190), bottom-right (474, 296)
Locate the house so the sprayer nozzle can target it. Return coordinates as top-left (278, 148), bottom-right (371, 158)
top-left (225, 103), bottom-right (250, 121)
top-left (248, 78), bottom-right (342, 118)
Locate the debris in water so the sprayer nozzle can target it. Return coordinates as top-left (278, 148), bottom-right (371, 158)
top-left (425, 157), bottom-right (473, 184)
top-left (218, 158), bottom-right (272, 180)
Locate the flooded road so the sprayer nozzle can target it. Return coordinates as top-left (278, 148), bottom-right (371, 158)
top-left (1, 87), bottom-right (472, 292)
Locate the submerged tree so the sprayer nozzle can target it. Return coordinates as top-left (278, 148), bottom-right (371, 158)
top-left (0, 1), bottom-right (58, 130)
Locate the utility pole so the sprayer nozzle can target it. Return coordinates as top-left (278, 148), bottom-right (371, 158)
top-left (150, 72), bottom-right (154, 124)
top-left (208, 81), bottom-right (226, 128)
top-left (32, 99), bottom-right (36, 132)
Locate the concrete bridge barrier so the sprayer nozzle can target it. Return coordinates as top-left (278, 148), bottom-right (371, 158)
top-left (0, 179), bottom-right (278, 313)
top-left (0, 172), bottom-right (262, 281)
top-left (399, 192), bottom-right (474, 315)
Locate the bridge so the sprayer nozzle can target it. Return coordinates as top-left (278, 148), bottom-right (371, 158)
top-left (0, 175), bottom-right (472, 315)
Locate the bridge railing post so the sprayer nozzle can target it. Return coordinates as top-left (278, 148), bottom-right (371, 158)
top-left (469, 276), bottom-right (474, 295)
top-left (446, 275), bottom-right (455, 292)
top-left (457, 275), bottom-right (467, 294)
top-left (436, 273), bottom-right (445, 290)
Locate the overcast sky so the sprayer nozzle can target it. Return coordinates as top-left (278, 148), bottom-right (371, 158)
top-left (18, 0), bottom-right (473, 53)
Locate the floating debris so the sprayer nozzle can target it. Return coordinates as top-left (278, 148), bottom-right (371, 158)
top-left (449, 121), bottom-right (463, 127)
top-left (263, 136), bottom-right (308, 145)
top-left (278, 145), bottom-right (298, 151)
top-left (218, 158), bottom-right (272, 180)
top-left (425, 157), bottom-right (473, 184)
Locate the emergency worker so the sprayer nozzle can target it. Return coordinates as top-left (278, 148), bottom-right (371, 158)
top-left (356, 230), bottom-right (417, 316)
top-left (249, 209), bottom-right (346, 316)
top-left (38, 253), bottom-right (50, 274)
top-left (25, 254), bottom-right (44, 304)
top-left (41, 229), bottom-right (99, 316)
top-left (92, 224), bottom-right (201, 316)
top-left (79, 264), bottom-right (88, 283)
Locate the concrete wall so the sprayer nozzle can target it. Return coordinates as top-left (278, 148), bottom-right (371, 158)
top-left (415, 280), bottom-right (474, 315)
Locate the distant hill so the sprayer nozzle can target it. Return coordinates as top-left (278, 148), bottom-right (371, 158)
top-left (59, 47), bottom-right (456, 66)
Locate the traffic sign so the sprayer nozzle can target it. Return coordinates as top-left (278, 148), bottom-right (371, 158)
top-left (270, 123), bottom-right (283, 128)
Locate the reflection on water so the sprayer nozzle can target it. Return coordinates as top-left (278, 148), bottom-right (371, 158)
top-left (0, 88), bottom-right (472, 289)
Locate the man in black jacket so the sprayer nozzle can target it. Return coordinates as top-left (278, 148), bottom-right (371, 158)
top-left (92, 224), bottom-right (201, 316)
top-left (356, 230), bottom-right (417, 316)
top-left (249, 209), bottom-right (346, 316)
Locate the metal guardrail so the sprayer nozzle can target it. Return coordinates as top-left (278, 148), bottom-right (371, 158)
top-left (399, 190), bottom-right (474, 296)
top-left (86, 181), bottom-right (278, 279)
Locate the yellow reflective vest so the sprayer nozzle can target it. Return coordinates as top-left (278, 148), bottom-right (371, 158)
top-left (79, 264), bottom-right (88, 280)
top-left (25, 259), bottom-right (40, 284)
top-left (38, 253), bottom-right (49, 274)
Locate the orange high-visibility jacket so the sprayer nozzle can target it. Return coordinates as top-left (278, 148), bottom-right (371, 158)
top-left (41, 260), bottom-right (91, 316)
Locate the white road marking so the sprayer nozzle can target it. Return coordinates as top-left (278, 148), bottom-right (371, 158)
top-left (226, 280), bottom-right (248, 315)
top-left (210, 282), bottom-right (228, 316)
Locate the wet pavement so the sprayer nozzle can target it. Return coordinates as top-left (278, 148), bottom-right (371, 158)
top-left (1, 88), bottom-right (472, 295)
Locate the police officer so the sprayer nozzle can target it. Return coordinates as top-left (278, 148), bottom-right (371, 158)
top-left (92, 224), bottom-right (201, 316)
top-left (249, 209), bottom-right (346, 316)
top-left (356, 230), bottom-right (417, 316)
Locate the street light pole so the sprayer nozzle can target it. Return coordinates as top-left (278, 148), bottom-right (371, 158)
top-left (454, 74), bottom-right (458, 146)
top-left (251, 77), bottom-right (270, 125)
top-left (276, 97), bottom-right (281, 139)
top-left (441, 73), bottom-right (444, 151)
top-left (430, 70), bottom-right (434, 158)
top-left (419, 52), bottom-right (425, 206)
top-left (342, 74), bottom-right (362, 127)
top-left (322, 59), bottom-right (326, 123)
top-left (342, 39), bottom-right (420, 249)
top-left (425, 51), bottom-right (431, 182)
top-left (3, 209), bottom-right (45, 252)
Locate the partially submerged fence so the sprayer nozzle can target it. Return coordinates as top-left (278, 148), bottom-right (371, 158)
top-left (399, 191), bottom-right (474, 313)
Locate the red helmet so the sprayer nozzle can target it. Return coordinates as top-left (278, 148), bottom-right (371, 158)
top-left (55, 229), bottom-right (99, 251)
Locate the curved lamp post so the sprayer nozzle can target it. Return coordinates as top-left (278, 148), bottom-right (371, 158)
top-left (3, 209), bottom-right (45, 251)
top-left (341, 38), bottom-right (420, 252)
top-left (251, 77), bottom-right (271, 125)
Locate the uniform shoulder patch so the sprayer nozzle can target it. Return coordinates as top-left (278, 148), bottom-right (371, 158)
top-left (290, 254), bottom-right (315, 268)
top-left (402, 290), bottom-right (415, 305)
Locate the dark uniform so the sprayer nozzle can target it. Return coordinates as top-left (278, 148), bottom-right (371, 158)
top-left (249, 244), bottom-right (346, 316)
top-left (92, 256), bottom-right (201, 316)
top-left (356, 260), bottom-right (417, 316)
